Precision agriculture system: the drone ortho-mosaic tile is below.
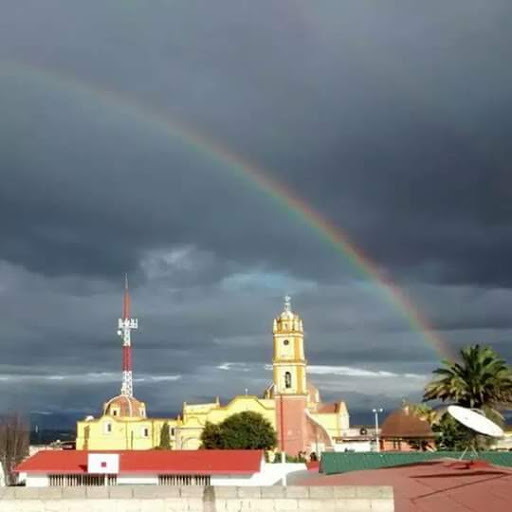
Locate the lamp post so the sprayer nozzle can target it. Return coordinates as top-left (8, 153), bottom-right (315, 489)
top-left (280, 396), bottom-right (287, 487)
top-left (372, 408), bottom-right (383, 452)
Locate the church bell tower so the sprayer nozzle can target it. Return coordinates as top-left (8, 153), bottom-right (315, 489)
top-left (273, 296), bottom-right (309, 456)
top-left (273, 296), bottom-right (307, 395)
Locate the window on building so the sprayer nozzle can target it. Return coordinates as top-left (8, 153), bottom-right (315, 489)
top-left (283, 339), bottom-right (289, 345)
top-left (50, 474), bottom-right (116, 486)
top-left (105, 423), bottom-right (112, 434)
top-left (143, 427), bottom-right (149, 437)
top-left (171, 428), bottom-right (175, 436)
top-left (158, 474), bottom-right (210, 486)
top-left (112, 409), bottom-right (118, 416)
top-left (285, 371), bottom-right (292, 389)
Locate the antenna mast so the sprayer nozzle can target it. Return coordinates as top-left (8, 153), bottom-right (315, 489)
top-left (117, 274), bottom-right (138, 397)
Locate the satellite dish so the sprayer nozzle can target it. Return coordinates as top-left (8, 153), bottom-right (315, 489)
top-left (447, 405), bottom-right (504, 438)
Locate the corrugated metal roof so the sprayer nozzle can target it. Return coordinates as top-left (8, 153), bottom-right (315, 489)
top-left (15, 450), bottom-right (263, 475)
top-left (320, 452), bottom-right (512, 475)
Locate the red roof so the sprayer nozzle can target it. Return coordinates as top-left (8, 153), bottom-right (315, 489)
top-left (295, 460), bottom-right (512, 512)
top-left (16, 450), bottom-right (263, 475)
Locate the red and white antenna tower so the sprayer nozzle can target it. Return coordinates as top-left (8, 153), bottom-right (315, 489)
top-left (117, 274), bottom-right (138, 397)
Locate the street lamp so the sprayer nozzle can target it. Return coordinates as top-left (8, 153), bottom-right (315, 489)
top-left (372, 408), bottom-right (383, 452)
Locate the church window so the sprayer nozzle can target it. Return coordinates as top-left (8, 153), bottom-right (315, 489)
top-left (112, 409), bottom-right (118, 416)
top-left (105, 423), bottom-right (112, 434)
top-left (285, 372), bottom-right (292, 389)
top-left (171, 428), bottom-right (175, 436)
top-left (143, 427), bottom-right (149, 437)
top-left (283, 339), bottom-right (289, 345)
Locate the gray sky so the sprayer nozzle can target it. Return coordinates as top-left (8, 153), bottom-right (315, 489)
top-left (1, 1), bottom-right (511, 423)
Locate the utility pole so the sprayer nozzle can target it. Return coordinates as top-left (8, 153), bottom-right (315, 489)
top-left (372, 408), bottom-right (383, 452)
top-left (280, 395), bottom-right (287, 486)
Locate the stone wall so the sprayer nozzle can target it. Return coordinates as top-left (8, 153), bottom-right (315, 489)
top-left (0, 485), bottom-right (394, 511)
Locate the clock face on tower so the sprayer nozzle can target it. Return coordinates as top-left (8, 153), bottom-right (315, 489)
top-left (279, 338), bottom-right (294, 359)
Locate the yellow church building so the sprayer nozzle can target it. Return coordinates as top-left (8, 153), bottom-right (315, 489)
top-left (76, 296), bottom-right (350, 455)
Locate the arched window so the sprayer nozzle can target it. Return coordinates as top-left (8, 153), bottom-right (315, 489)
top-left (285, 371), bottom-right (292, 389)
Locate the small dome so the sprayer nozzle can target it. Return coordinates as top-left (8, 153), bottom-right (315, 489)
top-left (103, 394), bottom-right (146, 418)
top-left (380, 407), bottom-right (434, 439)
top-left (273, 296), bottom-right (304, 334)
top-left (279, 309), bottom-right (295, 321)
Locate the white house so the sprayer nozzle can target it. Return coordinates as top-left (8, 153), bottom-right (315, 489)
top-left (15, 449), bottom-right (305, 487)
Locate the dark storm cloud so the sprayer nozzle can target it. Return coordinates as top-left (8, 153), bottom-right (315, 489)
top-left (0, 1), bottom-right (511, 416)
top-left (0, 0), bottom-right (510, 285)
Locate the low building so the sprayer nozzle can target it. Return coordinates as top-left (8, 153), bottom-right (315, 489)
top-left (380, 405), bottom-right (435, 452)
top-left (76, 394), bottom-right (177, 451)
top-left (492, 427), bottom-right (512, 451)
top-left (332, 427), bottom-right (378, 452)
top-left (15, 449), bottom-right (304, 487)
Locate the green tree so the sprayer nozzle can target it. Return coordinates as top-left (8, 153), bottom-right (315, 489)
top-left (424, 345), bottom-right (512, 451)
top-left (405, 402), bottom-right (438, 425)
top-left (200, 412), bottom-right (277, 450)
top-left (158, 422), bottom-right (171, 450)
top-left (432, 413), bottom-right (474, 451)
top-left (424, 344), bottom-right (512, 419)
top-left (200, 422), bottom-right (223, 449)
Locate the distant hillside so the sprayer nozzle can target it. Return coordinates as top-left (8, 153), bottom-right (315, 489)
top-left (30, 412), bottom-right (84, 431)
top-left (30, 429), bottom-right (75, 445)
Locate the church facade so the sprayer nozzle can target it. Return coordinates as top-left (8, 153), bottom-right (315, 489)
top-left (76, 296), bottom-right (350, 456)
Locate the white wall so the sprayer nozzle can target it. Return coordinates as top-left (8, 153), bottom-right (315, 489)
top-left (212, 463), bottom-right (306, 486)
top-left (25, 474), bottom-right (49, 487)
top-left (24, 463), bottom-right (307, 488)
top-left (117, 474), bottom-right (158, 485)
top-left (493, 434), bottom-right (512, 451)
top-left (1, 485), bottom-right (395, 512)
top-left (211, 474), bottom-right (253, 486)
top-left (334, 441), bottom-right (374, 452)
top-left (309, 442), bottom-right (326, 454)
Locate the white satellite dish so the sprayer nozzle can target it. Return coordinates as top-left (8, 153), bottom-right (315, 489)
top-left (447, 405), bottom-right (504, 438)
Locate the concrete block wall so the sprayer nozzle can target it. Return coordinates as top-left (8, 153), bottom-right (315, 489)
top-left (0, 485), bottom-right (394, 511)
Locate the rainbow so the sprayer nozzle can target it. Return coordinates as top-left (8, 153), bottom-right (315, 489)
top-left (0, 61), bottom-right (453, 359)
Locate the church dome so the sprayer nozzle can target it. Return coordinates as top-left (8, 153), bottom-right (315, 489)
top-left (273, 296), bottom-right (303, 333)
top-left (380, 406), bottom-right (433, 439)
top-left (103, 394), bottom-right (146, 418)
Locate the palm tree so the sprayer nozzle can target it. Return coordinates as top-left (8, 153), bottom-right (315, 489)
top-left (406, 402), bottom-right (439, 425)
top-left (423, 344), bottom-right (512, 420)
